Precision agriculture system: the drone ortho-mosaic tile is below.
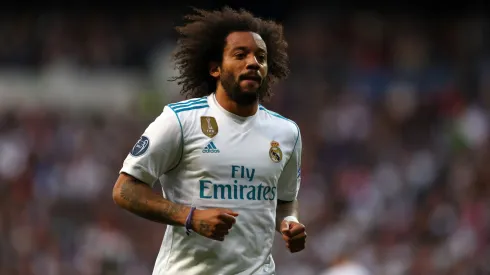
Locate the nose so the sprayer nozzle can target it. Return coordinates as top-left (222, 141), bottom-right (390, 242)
top-left (246, 56), bottom-right (260, 71)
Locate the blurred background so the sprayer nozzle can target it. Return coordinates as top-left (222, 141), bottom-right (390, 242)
top-left (1, 2), bottom-right (490, 275)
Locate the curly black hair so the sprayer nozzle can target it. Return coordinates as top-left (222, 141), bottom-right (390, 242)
top-left (170, 7), bottom-right (290, 102)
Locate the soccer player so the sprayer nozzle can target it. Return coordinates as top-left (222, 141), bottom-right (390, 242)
top-left (112, 7), bottom-right (307, 275)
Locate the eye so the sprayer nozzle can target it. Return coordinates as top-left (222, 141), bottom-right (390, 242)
top-left (235, 52), bottom-right (246, 59)
top-left (257, 54), bottom-right (267, 63)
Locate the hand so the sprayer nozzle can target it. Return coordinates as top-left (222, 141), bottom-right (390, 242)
top-left (280, 220), bottom-right (306, 253)
top-left (191, 208), bottom-right (239, 241)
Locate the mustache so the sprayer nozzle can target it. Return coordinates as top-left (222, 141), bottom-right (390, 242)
top-left (239, 73), bottom-right (262, 82)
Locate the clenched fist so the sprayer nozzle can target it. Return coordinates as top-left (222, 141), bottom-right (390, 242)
top-left (280, 220), bottom-right (307, 253)
top-left (191, 208), bottom-right (239, 241)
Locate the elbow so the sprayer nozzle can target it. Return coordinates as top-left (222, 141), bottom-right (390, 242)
top-left (112, 180), bottom-right (125, 208)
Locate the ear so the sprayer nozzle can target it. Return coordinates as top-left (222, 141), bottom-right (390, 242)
top-left (209, 62), bottom-right (220, 78)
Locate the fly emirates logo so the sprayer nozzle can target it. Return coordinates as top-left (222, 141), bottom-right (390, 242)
top-left (199, 165), bottom-right (276, 201)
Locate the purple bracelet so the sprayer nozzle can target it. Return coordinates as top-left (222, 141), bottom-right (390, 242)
top-left (185, 206), bottom-right (196, 236)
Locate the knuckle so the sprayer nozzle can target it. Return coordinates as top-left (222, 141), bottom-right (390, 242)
top-left (217, 221), bottom-right (227, 228)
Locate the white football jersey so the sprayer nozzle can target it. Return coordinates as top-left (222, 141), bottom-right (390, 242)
top-left (120, 93), bottom-right (302, 275)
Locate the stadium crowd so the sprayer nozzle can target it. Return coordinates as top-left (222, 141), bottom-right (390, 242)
top-left (1, 9), bottom-right (490, 275)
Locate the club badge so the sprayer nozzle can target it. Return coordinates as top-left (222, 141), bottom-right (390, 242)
top-left (269, 141), bottom-right (282, 163)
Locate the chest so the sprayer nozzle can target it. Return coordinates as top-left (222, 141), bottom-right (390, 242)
top-left (182, 116), bottom-right (290, 184)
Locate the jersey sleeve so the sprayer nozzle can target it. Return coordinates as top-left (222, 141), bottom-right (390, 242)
top-left (119, 106), bottom-right (183, 187)
top-left (277, 127), bottom-right (302, 201)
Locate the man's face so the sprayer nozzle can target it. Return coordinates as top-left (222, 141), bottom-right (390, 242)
top-left (213, 31), bottom-right (268, 106)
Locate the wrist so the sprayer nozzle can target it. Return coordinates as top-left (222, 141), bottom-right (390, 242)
top-left (283, 215), bottom-right (299, 223)
top-left (177, 206), bottom-right (192, 226)
top-left (185, 206), bottom-right (197, 235)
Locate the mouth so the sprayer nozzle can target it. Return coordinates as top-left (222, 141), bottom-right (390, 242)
top-left (240, 75), bottom-right (262, 83)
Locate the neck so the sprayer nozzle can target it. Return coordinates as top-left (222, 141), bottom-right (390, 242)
top-left (215, 87), bottom-right (258, 117)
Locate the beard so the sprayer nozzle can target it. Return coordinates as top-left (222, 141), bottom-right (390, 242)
top-left (220, 70), bottom-right (267, 106)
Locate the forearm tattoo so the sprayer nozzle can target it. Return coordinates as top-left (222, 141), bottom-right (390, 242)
top-left (119, 179), bottom-right (187, 226)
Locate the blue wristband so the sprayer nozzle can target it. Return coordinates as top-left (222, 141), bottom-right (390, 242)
top-left (185, 206), bottom-right (196, 236)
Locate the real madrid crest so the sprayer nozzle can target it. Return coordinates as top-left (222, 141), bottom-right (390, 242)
top-left (269, 141), bottom-right (282, 163)
top-left (201, 116), bottom-right (219, 138)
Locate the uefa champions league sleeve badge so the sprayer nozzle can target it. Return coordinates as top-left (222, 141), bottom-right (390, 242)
top-left (130, 136), bottom-right (150, 157)
top-left (201, 116), bottom-right (219, 138)
top-left (269, 141), bottom-right (282, 163)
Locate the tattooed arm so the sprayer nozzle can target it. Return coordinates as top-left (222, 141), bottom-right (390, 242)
top-left (113, 172), bottom-right (190, 226)
top-left (113, 172), bottom-right (239, 241)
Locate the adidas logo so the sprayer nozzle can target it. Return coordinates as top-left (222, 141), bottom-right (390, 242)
top-left (202, 141), bottom-right (220, 153)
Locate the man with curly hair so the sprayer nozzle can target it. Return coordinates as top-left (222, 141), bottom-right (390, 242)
top-left (113, 7), bottom-right (306, 275)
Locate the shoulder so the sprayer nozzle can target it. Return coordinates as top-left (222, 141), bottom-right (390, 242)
top-left (166, 96), bottom-right (210, 116)
top-left (258, 105), bottom-right (300, 140)
top-left (165, 96), bottom-right (210, 124)
top-left (164, 96), bottom-right (211, 134)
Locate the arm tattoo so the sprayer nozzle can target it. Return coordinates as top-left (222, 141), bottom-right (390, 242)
top-left (118, 178), bottom-right (188, 226)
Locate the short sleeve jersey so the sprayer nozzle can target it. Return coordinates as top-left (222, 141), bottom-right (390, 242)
top-left (120, 94), bottom-right (302, 275)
